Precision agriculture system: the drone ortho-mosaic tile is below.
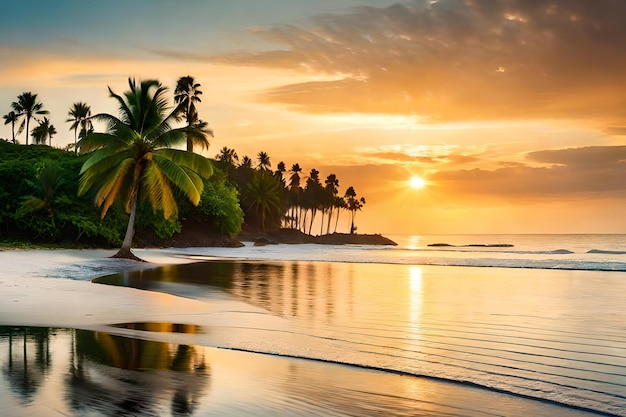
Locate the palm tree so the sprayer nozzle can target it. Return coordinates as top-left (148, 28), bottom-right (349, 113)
top-left (67, 102), bottom-right (93, 154)
top-left (216, 146), bottom-right (238, 166)
top-left (78, 78), bottom-right (213, 260)
top-left (19, 161), bottom-right (64, 218)
top-left (245, 170), bottom-right (282, 231)
top-left (11, 92), bottom-right (48, 145)
top-left (345, 186), bottom-right (365, 234)
top-left (257, 151), bottom-right (271, 171)
top-left (174, 75), bottom-right (209, 152)
top-left (3, 111), bottom-right (23, 144)
top-left (288, 163), bottom-right (302, 229)
top-left (304, 168), bottom-right (322, 234)
top-left (322, 174), bottom-right (339, 235)
top-left (31, 117), bottom-right (56, 146)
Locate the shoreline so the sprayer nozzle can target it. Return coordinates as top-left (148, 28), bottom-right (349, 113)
top-left (0, 247), bottom-right (622, 416)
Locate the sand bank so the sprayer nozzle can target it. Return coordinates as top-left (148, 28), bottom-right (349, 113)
top-left (0, 248), bottom-right (212, 328)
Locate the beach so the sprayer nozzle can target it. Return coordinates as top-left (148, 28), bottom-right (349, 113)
top-left (0, 243), bottom-right (624, 416)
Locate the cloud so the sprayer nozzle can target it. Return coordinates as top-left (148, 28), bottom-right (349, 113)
top-left (432, 145), bottom-right (626, 199)
top-left (527, 145), bottom-right (626, 167)
top-left (216, 0), bottom-right (626, 125)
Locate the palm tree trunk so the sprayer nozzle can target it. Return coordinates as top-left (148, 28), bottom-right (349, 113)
top-left (309, 209), bottom-right (316, 235)
top-left (326, 207), bottom-right (333, 234)
top-left (334, 209), bottom-right (340, 233)
top-left (25, 117), bottom-right (30, 145)
top-left (112, 191), bottom-right (144, 261)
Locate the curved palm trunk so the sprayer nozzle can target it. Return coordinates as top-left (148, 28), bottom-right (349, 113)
top-left (112, 191), bottom-right (144, 261)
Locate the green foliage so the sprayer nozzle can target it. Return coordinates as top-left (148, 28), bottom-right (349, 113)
top-left (195, 174), bottom-right (244, 236)
top-left (135, 203), bottom-right (182, 239)
top-left (0, 141), bottom-right (126, 246)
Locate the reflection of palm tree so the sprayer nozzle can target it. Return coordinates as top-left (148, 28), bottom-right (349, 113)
top-left (2, 327), bottom-right (51, 402)
top-left (69, 330), bottom-right (209, 416)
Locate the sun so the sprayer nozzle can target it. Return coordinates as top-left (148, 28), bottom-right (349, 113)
top-left (409, 176), bottom-right (427, 189)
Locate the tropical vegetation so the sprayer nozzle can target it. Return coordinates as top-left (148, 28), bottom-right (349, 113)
top-left (0, 75), bottom-right (369, 255)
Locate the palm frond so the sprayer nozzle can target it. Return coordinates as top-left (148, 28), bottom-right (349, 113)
top-left (156, 149), bottom-right (213, 178)
top-left (152, 153), bottom-right (204, 205)
top-left (142, 161), bottom-right (178, 218)
top-left (78, 132), bottom-right (121, 155)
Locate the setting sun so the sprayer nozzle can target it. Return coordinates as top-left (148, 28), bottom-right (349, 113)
top-left (409, 176), bottom-right (427, 189)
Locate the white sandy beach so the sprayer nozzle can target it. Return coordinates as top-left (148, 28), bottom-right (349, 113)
top-left (0, 248), bottom-right (211, 329)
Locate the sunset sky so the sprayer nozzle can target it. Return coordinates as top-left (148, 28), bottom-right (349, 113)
top-left (2, 0), bottom-right (626, 234)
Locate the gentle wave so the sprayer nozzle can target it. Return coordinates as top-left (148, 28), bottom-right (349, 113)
top-left (219, 346), bottom-right (622, 417)
top-left (181, 252), bottom-right (626, 272)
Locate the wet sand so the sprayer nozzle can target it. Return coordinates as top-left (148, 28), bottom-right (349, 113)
top-left (0, 249), bottom-right (610, 416)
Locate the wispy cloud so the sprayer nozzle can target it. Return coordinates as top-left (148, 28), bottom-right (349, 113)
top-left (215, 0), bottom-right (626, 125)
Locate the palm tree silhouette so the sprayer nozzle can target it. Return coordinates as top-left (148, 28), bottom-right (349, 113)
top-left (30, 117), bottom-right (56, 146)
top-left (67, 102), bottom-right (92, 154)
top-left (3, 111), bottom-right (23, 144)
top-left (345, 186), bottom-right (365, 234)
top-left (11, 92), bottom-right (48, 145)
top-left (257, 151), bottom-right (271, 171)
top-left (77, 78), bottom-right (213, 260)
top-left (246, 170), bottom-right (282, 231)
top-left (174, 75), bottom-right (211, 152)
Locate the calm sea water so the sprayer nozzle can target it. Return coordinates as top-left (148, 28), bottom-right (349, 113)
top-left (1, 234), bottom-right (625, 416)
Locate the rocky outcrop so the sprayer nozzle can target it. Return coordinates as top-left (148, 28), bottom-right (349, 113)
top-left (240, 229), bottom-right (397, 246)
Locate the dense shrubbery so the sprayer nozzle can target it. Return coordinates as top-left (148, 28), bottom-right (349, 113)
top-left (0, 141), bottom-right (243, 246)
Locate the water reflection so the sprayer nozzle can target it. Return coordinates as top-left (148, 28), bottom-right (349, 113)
top-left (0, 327), bottom-right (209, 416)
top-left (97, 261), bottom-right (356, 323)
top-left (2, 327), bottom-right (52, 403)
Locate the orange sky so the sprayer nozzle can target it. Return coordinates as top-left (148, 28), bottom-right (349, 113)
top-left (2, 0), bottom-right (626, 234)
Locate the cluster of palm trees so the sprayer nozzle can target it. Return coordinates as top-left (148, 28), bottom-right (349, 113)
top-left (1, 92), bottom-right (94, 151)
top-left (2, 75), bottom-right (367, 259)
top-left (215, 147), bottom-right (366, 235)
top-left (3, 92), bottom-right (49, 145)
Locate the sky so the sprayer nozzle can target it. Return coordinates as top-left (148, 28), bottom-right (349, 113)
top-left (2, 0), bottom-right (626, 235)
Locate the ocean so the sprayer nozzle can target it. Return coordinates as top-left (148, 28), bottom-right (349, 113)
top-left (1, 234), bottom-right (625, 416)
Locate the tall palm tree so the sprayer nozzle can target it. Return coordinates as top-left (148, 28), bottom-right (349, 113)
top-left (3, 111), bottom-right (23, 144)
top-left (78, 78), bottom-right (213, 260)
top-left (304, 168), bottom-right (322, 234)
top-left (288, 163), bottom-right (303, 230)
top-left (11, 92), bottom-right (48, 145)
top-left (345, 186), bottom-right (365, 234)
top-left (322, 173), bottom-right (339, 235)
top-left (174, 75), bottom-right (209, 152)
top-left (67, 102), bottom-right (93, 154)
